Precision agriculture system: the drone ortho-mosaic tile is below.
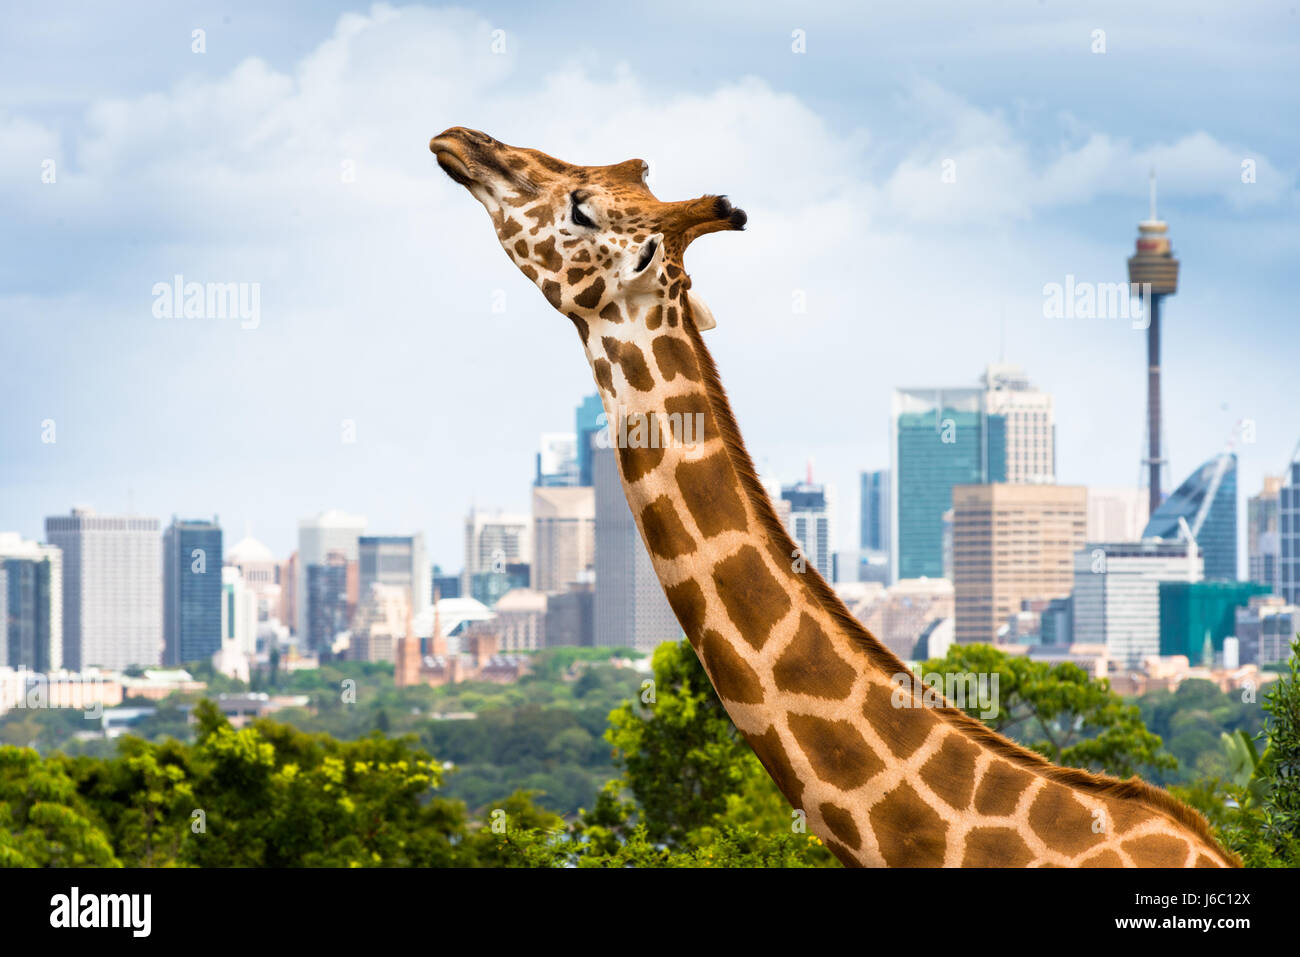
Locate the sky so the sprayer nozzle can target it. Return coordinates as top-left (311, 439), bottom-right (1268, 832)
top-left (2, 0), bottom-right (1297, 572)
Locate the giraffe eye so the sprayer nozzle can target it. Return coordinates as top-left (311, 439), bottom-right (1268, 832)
top-left (570, 193), bottom-right (596, 228)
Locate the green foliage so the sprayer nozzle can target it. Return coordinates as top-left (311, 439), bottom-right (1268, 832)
top-left (603, 640), bottom-right (837, 866)
top-left (1172, 638), bottom-right (1300, 867)
top-left (920, 643), bottom-right (1175, 778)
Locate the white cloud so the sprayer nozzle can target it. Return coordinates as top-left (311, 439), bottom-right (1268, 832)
top-left (1, 2), bottom-right (1293, 562)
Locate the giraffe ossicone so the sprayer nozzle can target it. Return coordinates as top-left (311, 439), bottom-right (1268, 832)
top-left (429, 127), bottom-right (1238, 868)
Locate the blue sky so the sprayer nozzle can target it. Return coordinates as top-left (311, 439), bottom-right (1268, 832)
top-left (2, 0), bottom-right (1297, 570)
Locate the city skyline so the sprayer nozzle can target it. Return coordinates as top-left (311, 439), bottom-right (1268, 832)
top-left (3, 2), bottom-right (1296, 578)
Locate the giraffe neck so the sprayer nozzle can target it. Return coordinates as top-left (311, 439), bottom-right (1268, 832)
top-left (579, 293), bottom-right (1235, 869)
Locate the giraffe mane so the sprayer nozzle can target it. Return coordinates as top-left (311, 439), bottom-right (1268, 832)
top-left (679, 299), bottom-right (1240, 867)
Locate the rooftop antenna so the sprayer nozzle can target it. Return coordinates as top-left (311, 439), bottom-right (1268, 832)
top-left (1149, 166), bottom-right (1158, 222)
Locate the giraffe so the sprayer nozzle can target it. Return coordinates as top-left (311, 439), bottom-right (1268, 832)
top-left (428, 127), bottom-right (1238, 868)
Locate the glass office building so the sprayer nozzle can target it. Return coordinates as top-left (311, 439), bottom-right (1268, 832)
top-left (1158, 580), bottom-right (1270, 661)
top-left (893, 388), bottom-right (1006, 580)
top-left (1144, 453), bottom-right (1237, 581)
top-left (163, 518), bottom-right (224, 666)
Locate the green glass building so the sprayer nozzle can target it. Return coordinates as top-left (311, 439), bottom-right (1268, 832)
top-left (892, 388), bottom-right (1006, 580)
top-left (1158, 580), bottom-right (1271, 662)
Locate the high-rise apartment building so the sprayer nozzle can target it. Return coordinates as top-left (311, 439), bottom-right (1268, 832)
top-left (593, 446), bottom-right (679, 651)
top-left (297, 510), bottom-right (366, 648)
top-left (358, 535), bottom-right (429, 617)
top-left (1072, 539), bottom-right (1202, 667)
top-left (162, 517), bottom-right (223, 666)
top-left (782, 476), bottom-right (832, 581)
top-left (1280, 458), bottom-right (1300, 604)
top-left (45, 508), bottom-right (162, 671)
top-left (951, 484), bottom-right (1087, 645)
top-left (981, 363), bottom-right (1055, 484)
top-left (859, 469), bottom-right (890, 554)
top-left (892, 387), bottom-right (1006, 580)
top-left (462, 509), bottom-right (530, 600)
top-left (531, 485), bottom-right (595, 592)
top-left (305, 551), bottom-right (352, 655)
top-left (1247, 475), bottom-right (1281, 591)
top-left (0, 533), bottom-right (62, 671)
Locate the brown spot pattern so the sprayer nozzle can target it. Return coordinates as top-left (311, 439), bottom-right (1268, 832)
top-left (787, 713), bottom-right (884, 791)
top-left (696, 629), bottom-right (764, 705)
top-left (862, 682), bottom-right (941, 760)
top-left (676, 453), bottom-right (747, 538)
top-left (1121, 833), bottom-right (1191, 866)
top-left (819, 802), bottom-right (861, 850)
top-left (962, 827), bottom-right (1034, 867)
top-left (772, 613), bottom-right (857, 699)
top-left (664, 578), bottom-right (708, 639)
top-left (652, 335), bottom-right (700, 382)
top-left (711, 545), bottom-right (790, 650)
top-left (973, 761), bottom-right (1035, 817)
top-left (640, 496), bottom-right (696, 559)
top-left (870, 783), bottom-right (948, 867)
top-left (919, 734), bottom-right (980, 810)
top-left (748, 726), bottom-right (804, 808)
top-left (1027, 783), bottom-right (1104, 854)
top-left (534, 236), bottom-right (561, 271)
top-left (601, 338), bottom-right (655, 392)
top-left (574, 277), bottom-right (605, 310)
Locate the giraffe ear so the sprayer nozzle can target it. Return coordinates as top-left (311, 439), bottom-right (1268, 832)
top-left (687, 290), bottom-right (716, 331)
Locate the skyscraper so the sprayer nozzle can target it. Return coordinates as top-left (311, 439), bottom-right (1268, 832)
top-left (892, 387), bottom-right (1006, 580)
top-left (1072, 539), bottom-right (1201, 667)
top-left (1279, 457), bottom-right (1300, 605)
top-left (593, 445), bottom-right (679, 651)
top-left (162, 517), bottom-right (224, 666)
top-left (535, 432), bottom-right (580, 486)
top-left (1248, 475), bottom-right (1282, 592)
top-left (981, 363), bottom-right (1055, 484)
top-left (782, 474), bottom-right (832, 580)
top-left (297, 510), bottom-right (366, 644)
top-left (1142, 453), bottom-right (1237, 581)
top-left (576, 393), bottom-right (605, 487)
top-left (531, 485), bottom-right (595, 592)
top-left (358, 535), bottom-right (429, 616)
top-left (859, 469), bottom-right (890, 553)
top-left (951, 484), bottom-right (1087, 644)
top-left (462, 509), bottom-right (530, 602)
top-left (45, 508), bottom-right (162, 671)
top-left (305, 551), bottom-right (351, 655)
top-left (0, 533), bottom-right (62, 672)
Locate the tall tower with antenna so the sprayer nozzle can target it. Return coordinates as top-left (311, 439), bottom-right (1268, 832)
top-left (1128, 170), bottom-right (1180, 517)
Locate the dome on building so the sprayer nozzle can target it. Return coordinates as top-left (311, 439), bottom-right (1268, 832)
top-left (227, 536), bottom-right (276, 565)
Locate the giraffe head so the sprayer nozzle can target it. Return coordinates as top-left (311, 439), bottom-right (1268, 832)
top-left (429, 127), bottom-right (745, 337)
